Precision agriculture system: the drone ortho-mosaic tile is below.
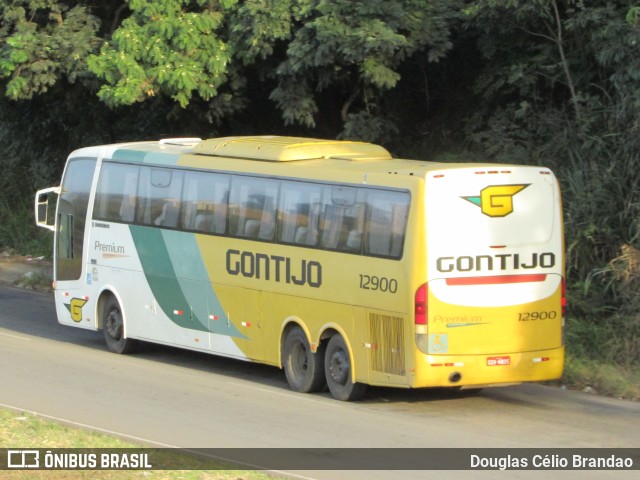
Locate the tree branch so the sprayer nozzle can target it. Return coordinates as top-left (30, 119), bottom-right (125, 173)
top-left (111, 4), bottom-right (129, 35)
top-left (341, 87), bottom-right (360, 122)
top-left (551, 0), bottom-right (582, 124)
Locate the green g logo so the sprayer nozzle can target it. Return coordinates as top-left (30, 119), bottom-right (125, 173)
top-left (462, 184), bottom-right (529, 217)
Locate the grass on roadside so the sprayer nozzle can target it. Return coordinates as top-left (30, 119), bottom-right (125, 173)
top-left (12, 271), bottom-right (52, 292)
top-left (562, 356), bottom-right (640, 401)
top-left (0, 409), bottom-right (280, 480)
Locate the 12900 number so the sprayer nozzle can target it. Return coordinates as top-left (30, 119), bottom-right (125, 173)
top-left (518, 311), bottom-right (557, 321)
top-left (359, 275), bottom-right (398, 293)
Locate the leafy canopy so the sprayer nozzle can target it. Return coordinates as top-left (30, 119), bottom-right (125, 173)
top-left (87, 0), bottom-right (236, 108)
top-left (0, 0), bottom-right (100, 99)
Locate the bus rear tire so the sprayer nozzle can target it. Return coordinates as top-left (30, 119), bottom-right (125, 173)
top-left (282, 327), bottom-right (326, 393)
top-left (324, 334), bottom-right (367, 401)
top-left (103, 296), bottom-right (138, 354)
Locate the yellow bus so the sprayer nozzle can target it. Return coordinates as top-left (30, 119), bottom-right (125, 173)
top-left (35, 136), bottom-right (564, 400)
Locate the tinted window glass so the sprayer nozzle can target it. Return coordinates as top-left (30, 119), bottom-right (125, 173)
top-left (319, 186), bottom-right (366, 253)
top-left (136, 167), bottom-right (184, 228)
top-left (229, 176), bottom-right (278, 240)
top-left (364, 190), bottom-right (410, 258)
top-left (181, 171), bottom-right (230, 234)
top-left (93, 163), bottom-right (140, 223)
top-left (92, 162), bottom-right (410, 259)
top-left (56, 157), bottom-right (96, 281)
top-left (278, 182), bottom-right (323, 246)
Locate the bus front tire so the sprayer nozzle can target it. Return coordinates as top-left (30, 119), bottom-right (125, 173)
top-left (282, 327), bottom-right (326, 393)
top-left (324, 334), bottom-right (367, 401)
top-left (103, 296), bottom-right (138, 354)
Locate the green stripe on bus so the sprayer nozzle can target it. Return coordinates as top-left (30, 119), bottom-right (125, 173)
top-left (112, 149), bottom-right (180, 166)
top-left (129, 225), bottom-right (245, 338)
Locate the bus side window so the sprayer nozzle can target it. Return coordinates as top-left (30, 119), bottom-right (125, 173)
top-left (341, 203), bottom-right (365, 253)
top-left (320, 205), bottom-right (344, 249)
top-left (180, 172), bottom-right (214, 233)
top-left (320, 187), bottom-right (365, 254)
top-left (155, 200), bottom-right (180, 227)
top-left (229, 176), bottom-right (278, 241)
top-left (136, 167), bottom-right (183, 228)
top-left (364, 191), bottom-right (409, 258)
top-left (180, 171), bottom-right (230, 235)
top-left (93, 163), bottom-right (139, 223)
top-left (278, 182), bottom-right (322, 247)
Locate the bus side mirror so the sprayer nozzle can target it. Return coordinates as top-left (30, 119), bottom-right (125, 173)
top-left (35, 187), bottom-right (60, 231)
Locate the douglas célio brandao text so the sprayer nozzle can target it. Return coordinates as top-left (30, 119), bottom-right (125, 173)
top-left (470, 453), bottom-right (634, 470)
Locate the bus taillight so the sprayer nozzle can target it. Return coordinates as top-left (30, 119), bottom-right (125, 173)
top-left (561, 277), bottom-right (567, 316)
top-left (415, 284), bottom-right (427, 325)
top-left (415, 283), bottom-right (429, 354)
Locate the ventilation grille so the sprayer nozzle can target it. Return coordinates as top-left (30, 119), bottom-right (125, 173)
top-left (369, 314), bottom-right (405, 376)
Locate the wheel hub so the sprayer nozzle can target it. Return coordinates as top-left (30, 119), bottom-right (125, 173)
top-left (329, 350), bottom-right (349, 385)
top-left (106, 311), bottom-right (122, 340)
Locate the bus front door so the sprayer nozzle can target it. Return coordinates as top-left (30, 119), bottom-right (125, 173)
top-left (53, 157), bottom-right (97, 329)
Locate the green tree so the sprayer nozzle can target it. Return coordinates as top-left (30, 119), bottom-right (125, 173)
top-left (88, 0), bottom-right (236, 108)
top-left (461, 0), bottom-right (640, 155)
top-left (253, 0), bottom-right (459, 141)
top-left (461, 1), bottom-right (640, 362)
top-left (0, 0), bottom-right (100, 99)
top-left (85, 0), bottom-right (460, 142)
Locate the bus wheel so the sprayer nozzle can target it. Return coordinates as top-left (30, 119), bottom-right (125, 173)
top-left (282, 327), bottom-right (326, 393)
top-left (324, 334), bottom-right (367, 401)
top-left (103, 296), bottom-right (138, 354)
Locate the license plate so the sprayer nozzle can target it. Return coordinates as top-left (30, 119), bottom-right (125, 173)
top-left (487, 356), bottom-right (511, 366)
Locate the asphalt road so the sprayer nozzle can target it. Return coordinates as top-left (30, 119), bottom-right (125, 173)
top-left (1, 286), bottom-right (639, 479)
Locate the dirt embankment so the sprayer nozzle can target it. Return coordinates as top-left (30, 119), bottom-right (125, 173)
top-left (0, 250), bottom-right (52, 291)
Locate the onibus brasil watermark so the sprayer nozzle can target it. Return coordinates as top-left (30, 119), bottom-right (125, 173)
top-left (6, 450), bottom-right (151, 470)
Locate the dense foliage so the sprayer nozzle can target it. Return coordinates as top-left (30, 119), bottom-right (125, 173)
top-left (1, 1), bottom-right (638, 367)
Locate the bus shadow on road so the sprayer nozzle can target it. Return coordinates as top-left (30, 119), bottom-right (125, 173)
top-left (133, 340), bottom-right (531, 406)
top-left (123, 341), bottom-right (506, 405)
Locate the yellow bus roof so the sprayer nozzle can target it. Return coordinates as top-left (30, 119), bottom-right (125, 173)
top-left (193, 136), bottom-right (392, 162)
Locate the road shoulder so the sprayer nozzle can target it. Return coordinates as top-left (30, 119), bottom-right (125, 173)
top-left (0, 251), bottom-right (52, 291)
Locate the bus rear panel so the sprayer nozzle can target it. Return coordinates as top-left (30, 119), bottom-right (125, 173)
top-left (414, 165), bottom-right (564, 388)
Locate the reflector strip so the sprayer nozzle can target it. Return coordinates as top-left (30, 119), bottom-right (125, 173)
top-left (446, 274), bottom-right (546, 286)
top-left (242, 322), bottom-right (251, 327)
top-left (532, 357), bottom-right (550, 363)
top-left (474, 170), bottom-right (512, 175)
top-left (209, 315), bottom-right (219, 321)
top-left (173, 310), bottom-right (183, 315)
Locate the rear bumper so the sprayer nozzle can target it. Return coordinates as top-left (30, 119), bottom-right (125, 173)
top-left (410, 346), bottom-right (564, 388)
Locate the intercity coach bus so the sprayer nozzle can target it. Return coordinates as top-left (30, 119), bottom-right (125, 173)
top-left (35, 136), bottom-right (564, 400)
